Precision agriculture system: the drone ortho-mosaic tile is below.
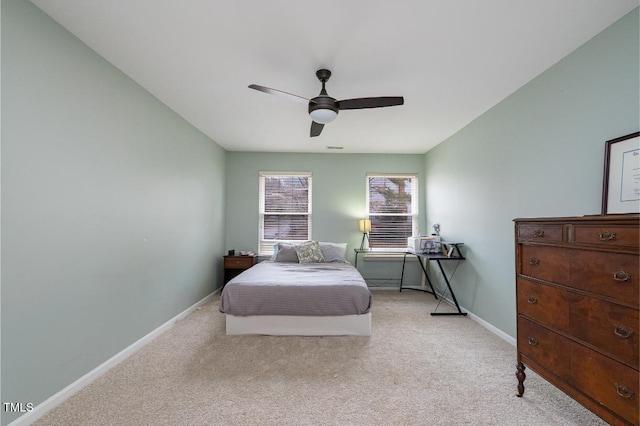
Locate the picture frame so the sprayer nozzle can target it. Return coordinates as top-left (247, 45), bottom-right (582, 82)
top-left (602, 132), bottom-right (640, 214)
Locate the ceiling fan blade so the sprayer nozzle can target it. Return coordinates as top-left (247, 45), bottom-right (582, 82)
top-left (337, 96), bottom-right (404, 110)
top-left (310, 121), bottom-right (324, 137)
top-left (248, 84), bottom-right (310, 104)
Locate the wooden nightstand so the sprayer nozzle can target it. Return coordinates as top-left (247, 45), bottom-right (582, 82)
top-left (223, 255), bottom-right (257, 286)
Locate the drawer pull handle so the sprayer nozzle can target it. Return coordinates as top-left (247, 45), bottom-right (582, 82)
top-left (527, 296), bottom-right (538, 304)
top-left (533, 229), bottom-right (544, 237)
top-left (599, 231), bottom-right (616, 241)
top-left (615, 384), bottom-right (635, 399)
top-left (528, 258), bottom-right (539, 266)
top-left (612, 271), bottom-right (631, 282)
top-left (613, 325), bottom-right (634, 339)
top-left (527, 337), bottom-right (538, 346)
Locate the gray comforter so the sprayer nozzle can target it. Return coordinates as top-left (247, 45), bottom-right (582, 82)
top-left (219, 261), bottom-right (372, 316)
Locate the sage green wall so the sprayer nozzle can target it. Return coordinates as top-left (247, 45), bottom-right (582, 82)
top-left (423, 9), bottom-right (639, 338)
top-left (225, 152), bottom-right (426, 284)
top-left (1, 1), bottom-right (227, 424)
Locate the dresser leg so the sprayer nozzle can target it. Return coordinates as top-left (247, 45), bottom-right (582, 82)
top-left (516, 362), bottom-right (526, 397)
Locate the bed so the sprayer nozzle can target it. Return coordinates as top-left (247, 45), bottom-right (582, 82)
top-left (219, 242), bottom-right (372, 336)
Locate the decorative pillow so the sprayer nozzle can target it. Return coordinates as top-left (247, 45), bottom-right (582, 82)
top-left (319, 242), bottom-right (348, 263)
top-left (295, 241), bottom-right (325, 263)
top-left (270, 243), bottom-right (280, 261)
top-left (274, 243), bottom-right (299, 263)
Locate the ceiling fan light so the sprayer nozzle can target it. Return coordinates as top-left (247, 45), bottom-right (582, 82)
top-left (309, 108), bottom-right (338, 124)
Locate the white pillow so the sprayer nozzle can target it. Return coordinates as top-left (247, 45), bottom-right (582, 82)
top-left (272, 242), bottom-right (300, 262)
top-left (319, 242), bottom-right (348, 263)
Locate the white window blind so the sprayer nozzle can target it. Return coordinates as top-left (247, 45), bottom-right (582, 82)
top-left (259, 172), bottom-right (312, 255)
top-left (366, 174), bottom-right (418, 249)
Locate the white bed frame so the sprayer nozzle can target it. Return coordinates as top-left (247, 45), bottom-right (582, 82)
top-left (225, 313), bottom-right (372, 336)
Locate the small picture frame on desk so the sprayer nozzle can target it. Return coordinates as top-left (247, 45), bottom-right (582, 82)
top-left (446, 246), bottom-right (455, 257)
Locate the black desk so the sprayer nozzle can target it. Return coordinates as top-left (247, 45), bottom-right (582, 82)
top-left (400, 243), bottom-right (467, 316)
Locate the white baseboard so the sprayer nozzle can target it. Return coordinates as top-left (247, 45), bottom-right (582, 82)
top-left (367, 286), bottom-right (402, 291)
top-left (437, 294), bottom-right (516, 346)
top-left (464, 308), bottom-right (516, 346)
top-left (8, 291), bottom-right (218, 426)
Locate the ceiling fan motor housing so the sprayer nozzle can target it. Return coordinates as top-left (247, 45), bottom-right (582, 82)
top-left (308, 96), bottom-right (339, 123)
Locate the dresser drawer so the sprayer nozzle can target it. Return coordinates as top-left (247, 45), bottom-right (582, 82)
top-left (517, 317), bottom-right (571, 381)
top-left (573, 224), bottom-right (639, 249)
top-left (519, 277), bottom-right (639, 368)
top-left (224, 256), bottom-right (256, 269)
top-left (517, 224), bottom-right (564, 243)
top-left (572, 344), bottom-right (639, 425)
top-left (519, 317), bottom-right (640, 425)
top-left (517, 278), bottom-right (570, 331)
top-left (571, 296), bottom-right (639, 368)
top-left (571, 250), bottom-right (639, 306)
top-left (519, 245), bottom-right (570, 284)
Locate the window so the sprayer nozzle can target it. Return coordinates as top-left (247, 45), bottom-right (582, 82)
top-left (259, 172), bottom-right (312, 255)
top-left (366, 174), bottom-right (418, 249)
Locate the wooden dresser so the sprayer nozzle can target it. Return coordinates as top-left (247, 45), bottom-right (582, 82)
top-left (514, 214), bottom-right (639, 425)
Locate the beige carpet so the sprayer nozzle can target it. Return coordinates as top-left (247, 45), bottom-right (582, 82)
top-left (35, 291), bottom-right (607, 425)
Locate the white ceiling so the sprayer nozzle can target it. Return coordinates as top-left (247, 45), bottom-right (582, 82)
top-left (30, 0), bottom-right (638, 154)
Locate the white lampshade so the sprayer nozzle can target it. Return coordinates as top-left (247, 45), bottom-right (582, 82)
top-left (359, 219), bottom-right (372, 233)
top-left (309, 108), bottom-right (338, 124)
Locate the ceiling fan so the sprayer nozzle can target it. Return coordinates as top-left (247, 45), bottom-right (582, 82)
top-left (249, 69), bottom-right (404, 137)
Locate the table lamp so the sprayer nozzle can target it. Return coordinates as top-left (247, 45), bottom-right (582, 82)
top-left (359, 219), bottom-right (371, 250)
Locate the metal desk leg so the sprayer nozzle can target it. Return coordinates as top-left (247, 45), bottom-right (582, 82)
top-left (431, 259), bottom-right (467, 316)
top-left (400, 253), bottom-right (437, 298)
top-left (417, 255), bottom-right (438, 298)
top-left (399, 253), bottom-right (407, 291)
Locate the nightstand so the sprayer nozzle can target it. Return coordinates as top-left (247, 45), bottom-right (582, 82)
top-left (223, 255), bottom-right (257, 286)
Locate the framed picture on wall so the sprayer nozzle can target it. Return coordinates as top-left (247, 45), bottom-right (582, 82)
top-left (602, 131), bottom-right (640, 214)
